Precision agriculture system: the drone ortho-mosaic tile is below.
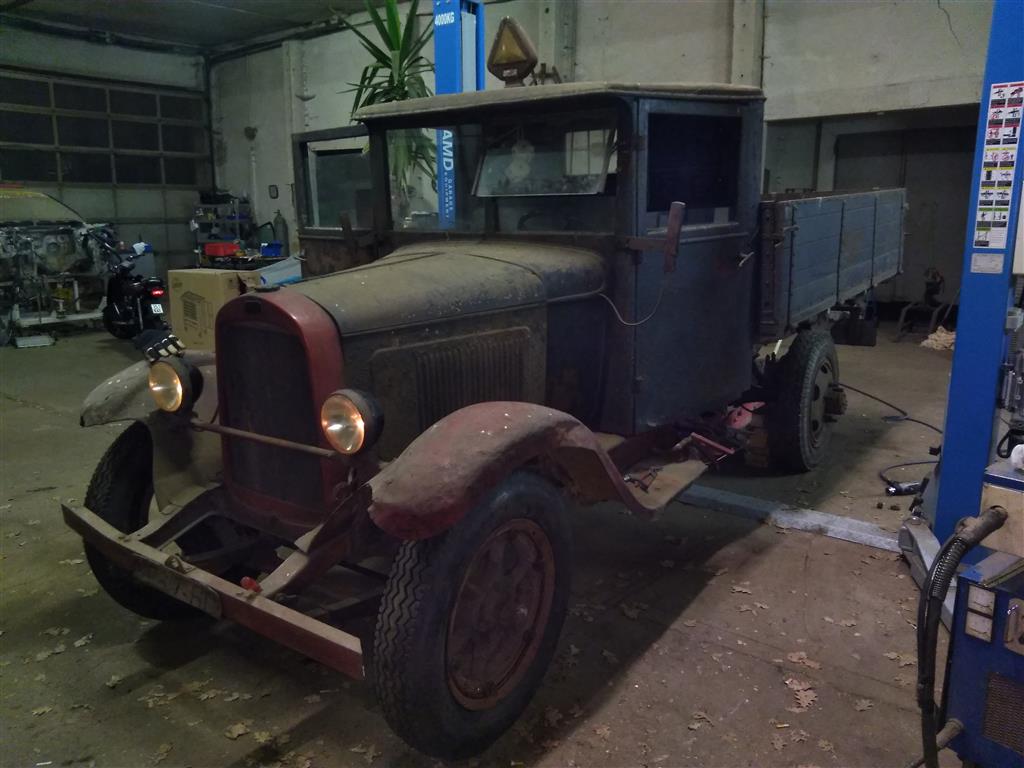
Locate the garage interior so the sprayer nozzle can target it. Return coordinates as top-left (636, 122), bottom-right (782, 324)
top-left (1, 2), bottom-right (1022, 768)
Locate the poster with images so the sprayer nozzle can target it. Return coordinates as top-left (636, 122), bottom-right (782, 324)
top-left (975, 81), bottom-right (1022, 248)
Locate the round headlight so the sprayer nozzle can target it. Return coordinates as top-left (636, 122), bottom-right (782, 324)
top-left (148, 361), bottom-right (184, 412)
top-left (320, 390), bottom-right (382, 454)
top-left (148, 358), bottom-right (201, 414)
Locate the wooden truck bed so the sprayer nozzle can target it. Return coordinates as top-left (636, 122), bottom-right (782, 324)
top-left (757, 188), bottom-right (906, 342)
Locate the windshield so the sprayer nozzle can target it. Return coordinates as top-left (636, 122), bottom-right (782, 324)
top-left (0, 188), bottom-right (84, 225)
top-left (386, 109), bottom-right (618, 234)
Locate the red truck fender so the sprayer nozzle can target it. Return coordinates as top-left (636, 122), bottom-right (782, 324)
top-left (367, 401), bottom-right (650, 540)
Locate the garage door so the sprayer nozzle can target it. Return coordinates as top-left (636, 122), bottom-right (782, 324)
top-left (0, 68), bottom-right (211, 274)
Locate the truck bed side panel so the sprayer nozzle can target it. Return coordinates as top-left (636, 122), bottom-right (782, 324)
top-left (758, 188), bottom-right (905, 341)
top-left (872, 189), bottom-right (905, 285)
top-left (788, 197), bottom-right (842, 327)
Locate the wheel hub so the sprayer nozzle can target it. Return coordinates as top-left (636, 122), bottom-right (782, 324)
top-left (446, 518), bottom-right (555, 710)
top-left (808, 358), bottom-right (835, 445)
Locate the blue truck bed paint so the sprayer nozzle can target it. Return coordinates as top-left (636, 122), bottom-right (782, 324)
top-left (760, 189), bottom-right (905, 340)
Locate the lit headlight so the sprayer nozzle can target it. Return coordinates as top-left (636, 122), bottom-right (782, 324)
top-left (148, 358), bottom-right (201, 414)
top-left (320, 390), bottom-right (382, 454)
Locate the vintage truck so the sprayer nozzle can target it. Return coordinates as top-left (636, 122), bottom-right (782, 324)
top-left (64, 78), bottom-right (905, 758)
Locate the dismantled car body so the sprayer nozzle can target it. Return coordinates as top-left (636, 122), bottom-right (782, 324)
top-left (64, 82), bottom-right (905, 758)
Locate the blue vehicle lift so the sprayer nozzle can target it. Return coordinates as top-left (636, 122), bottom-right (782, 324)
top-left (432, 0), bottom-right (485, 229)
top-left (899, 2), bottom-right (1024, 766)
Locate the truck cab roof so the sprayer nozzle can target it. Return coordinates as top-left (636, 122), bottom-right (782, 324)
top-left (355, 82), bottom-right (765, 122)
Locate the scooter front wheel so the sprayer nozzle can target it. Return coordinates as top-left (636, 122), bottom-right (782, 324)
top-left (102, 305), bottom-right (139, 339)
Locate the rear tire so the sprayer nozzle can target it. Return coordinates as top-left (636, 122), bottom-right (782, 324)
top-left (768, 330), bottom-right (839, 472)
top-left (371, 471), bottom-right (571, 760)
top-left (83, 422), bottom-right (199, 621)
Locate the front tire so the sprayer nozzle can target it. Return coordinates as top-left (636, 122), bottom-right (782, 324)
top-left (84, 422), bottom-right (199, 621)
top-left (102, 305), bottom-right (138, 340)
top-left (768, 330), bottom-right (840, 472)
top-left (371, 471), bottom-right (571, 760)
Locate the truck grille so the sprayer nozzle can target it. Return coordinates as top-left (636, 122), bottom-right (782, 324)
top-left (218, 324), bottom-right (322, 507)
top-left (984, 673), bottom-right (1024, 755)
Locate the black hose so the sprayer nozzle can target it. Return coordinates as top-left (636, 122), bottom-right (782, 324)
top-left (840, 382), bottom-right (944, 435)
top-left (914, 506), bottom-right (1008, 768)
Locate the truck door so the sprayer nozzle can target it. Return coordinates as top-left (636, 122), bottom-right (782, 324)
top-left (292, 125), bottom-right (378, 275)
top-left (633, 97), bottom-right (763, 430)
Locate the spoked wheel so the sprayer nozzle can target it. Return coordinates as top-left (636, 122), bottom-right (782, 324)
top-left (446, 519), bottom-right (556, 710)
top-left (372, 472), bottom-right (571, 760)
top-left (768, 329), bottom-right (841, 472)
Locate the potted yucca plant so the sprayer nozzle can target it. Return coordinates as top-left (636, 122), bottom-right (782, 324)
top-left (342, 0), bottom-right (436, 217)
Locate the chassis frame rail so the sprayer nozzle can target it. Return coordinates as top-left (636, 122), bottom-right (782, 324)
top-left (61, 503), bottom-right (365, 679)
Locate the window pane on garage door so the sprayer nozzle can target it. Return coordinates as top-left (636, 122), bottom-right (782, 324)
top-left (0, 148), bottom-right (57, 182)
top-left (112, 120), bottom-right (159, 150)
top-left (109, 90), bottom-right (157, 116)
top-left (61, 152), bottom-right (112, 183)
top-left (162, 124), bottom-right (205, 153)
top-left (0, 110), bottom-right (54, 144)
top-left (160, 95), bottom-right (203, 121)
top-left (57, 116), bottom-right (109, 148)
top-left (53, 83), bottom-right (106, 112)
top-left (0, 76), bottom-right (49, 107)
top-left (115, 155), bottom-right (161, 184)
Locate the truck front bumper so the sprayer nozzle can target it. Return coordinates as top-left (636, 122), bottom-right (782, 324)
top-left (61, 503), bottom-right (365, 680)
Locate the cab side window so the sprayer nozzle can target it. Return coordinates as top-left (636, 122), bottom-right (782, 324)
top-left (646, 113), bottom-right (741, 224)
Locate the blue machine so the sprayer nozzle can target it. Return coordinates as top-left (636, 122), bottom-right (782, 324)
top-left (944, 551), bottom-right (1024, 766)
top-left (432, 0), bottom-right (484, 229)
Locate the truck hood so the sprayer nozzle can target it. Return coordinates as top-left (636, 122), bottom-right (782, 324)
top-left (292, 240), bottom-right (605, 336)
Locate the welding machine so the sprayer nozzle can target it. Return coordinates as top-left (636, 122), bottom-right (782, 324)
top-left (942, 552), bottom-right (1024, 767)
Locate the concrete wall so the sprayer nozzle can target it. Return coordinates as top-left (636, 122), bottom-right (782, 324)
top-left (0, 29), bottom-right (203, 89)
top-left (763, 0), bottom-right (993, 121)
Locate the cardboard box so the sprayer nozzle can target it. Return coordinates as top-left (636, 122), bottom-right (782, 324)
top-left (168, 268), bottom-right (262, 351)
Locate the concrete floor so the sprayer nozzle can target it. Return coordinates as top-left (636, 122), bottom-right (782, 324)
top-left (0, 327), bottom-right (953, 768)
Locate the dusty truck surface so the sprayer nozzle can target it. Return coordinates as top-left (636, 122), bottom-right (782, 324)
top-left (64, 80), bottom-right (905, 758)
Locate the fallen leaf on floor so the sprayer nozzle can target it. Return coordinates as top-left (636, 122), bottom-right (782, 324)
top-left (540, 739), bottom-right (560, 749)
top-left (568, 644), bottom-right (581, 657)
top-left (731, 585), bottom-right (752, 594)
top-left (620, 603), bottom-right (640, 620)
top-left (818, 738), bottom-right (835, 753)
top-left (651, 755), bottom-right (670, 763)
top-left (198, 688), bottom-right (224, 701)
top-left (544, 706), bottom-right (563, 727)
top-left (687, 710), bottom-right (714, 730)
top-left (224, 722), bottom-right (250, 740)
top-left (153, 743), bottom-right (172, 765)
top-left (660, 560), bottom-right (675, 568)
top-left (105, 674), bottom-right (123, 689)
top-left (893, 674), bottom-right (913, 687)
top-left (31, 705), bottom-right (53, 716)
top-left (253, 731), bottom-right (273, 745)
top-left (755, 602), bottom-right (769, 610)
top-left (569, 703), bottom-right (583, 719)
top-left (350, 744), bottom-right (380, 764)
top-left (771, 733), bottom-right (787, 751)
top-left (26, 519), bottom-right (40, 526)
top-left (822, 616), bottom-right (835, 624)
top-left (181, 679), bottom-right (211, 694)
top-left (738, 604), bottom-right (755, 613)
top-left (787, 651), bottom-right (822, 670)
top-left (223, 692), bottom-right (243, 702)
top-left (73, 633), bottom-right (93, 648)
top-left (58, 558), bottom-right (84, 565)
top-left (601, 649), bottom-right (619, 665)
top-left (794, 689), bottom-right (818, 710)
top-left (840, 619), bottom-right (857, 627)
top-left (42, 627), bottom-right (70, 637)
top-left (790, 729), bottom-right (810, 743)
top-left (51, 643), bottom-right (66, 655)
top-left (303, 694), bottom-right (321, 704)
top-left (854, 698), bottom-right (873, 712)
top-left (34, 673), bottom-right (45, 682)
top-left (682, 619), bottom-right (697, 627)
top-left (35, 650), bottom-right (51, 662)
top-left (594, 724), bottom-right (611, 739)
